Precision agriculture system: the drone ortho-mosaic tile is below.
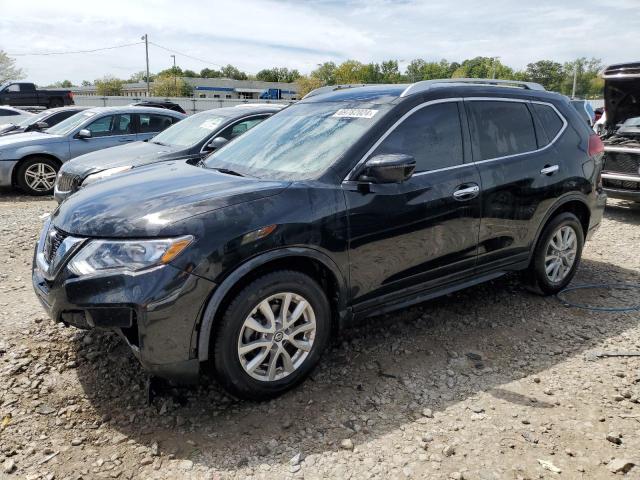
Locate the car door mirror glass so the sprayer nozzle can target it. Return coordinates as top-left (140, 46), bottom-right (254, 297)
top-left (34, 121), bottom-right (50, 130)
top-left (358, 154), bottom-right (416, 183)
top-left (205, 136), bottom-right (228, 151)
top-left (77, 129), bottom-right (92, 139)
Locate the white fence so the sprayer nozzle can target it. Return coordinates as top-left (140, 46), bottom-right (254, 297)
top-left (73, 95), bottom-right (293, 114)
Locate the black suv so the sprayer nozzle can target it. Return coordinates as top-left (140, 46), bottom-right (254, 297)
top-left (32, 79), bottom-right (606, 399)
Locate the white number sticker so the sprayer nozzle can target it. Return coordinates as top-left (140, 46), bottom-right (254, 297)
top-left (332, 109), bottom-right (378, 119)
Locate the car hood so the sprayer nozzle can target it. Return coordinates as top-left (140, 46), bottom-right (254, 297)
top-left (61, 141), bottom-right (186, 177)
top-left (0, 131), bottom-right (64, 148)
top-left (51, 161), bottom-right (289, 237)
top-left (604, 77), bottom-right (640, 128)
top-left (0, 123), bottom-right (18, 135)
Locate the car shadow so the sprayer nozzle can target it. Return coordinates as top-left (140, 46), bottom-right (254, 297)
top-left (72, 257), bottom-right (640, 473)
top-left (605, 199), bottom-right (640, 226)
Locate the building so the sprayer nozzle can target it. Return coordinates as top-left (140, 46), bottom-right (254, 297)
top-left (72, 77), bottom-right (299, 100)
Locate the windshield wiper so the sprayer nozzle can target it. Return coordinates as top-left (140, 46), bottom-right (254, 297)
top-left (150, 140), bottom-right (168, 146)
top-left (209, 167), bottom-right (246, 177)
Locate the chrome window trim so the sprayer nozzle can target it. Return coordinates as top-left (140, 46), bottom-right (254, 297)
top-left (342, 96), bottom-right (568, 183)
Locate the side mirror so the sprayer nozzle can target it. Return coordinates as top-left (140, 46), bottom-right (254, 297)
top-left (205, 136), bottom-right (228, 151)
top-left (77, 129), bottom-right (91, 139)
top-left (358, 154), bottom-right (416, 184)
top-left (31, 121), bottom-right (50, 131)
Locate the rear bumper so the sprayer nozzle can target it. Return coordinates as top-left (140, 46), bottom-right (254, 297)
top-left (602, 172), bottom-right (640, 201)
top-left (586, 191), bottom-right (607, 241)
top-left (604, 187), bottom-right (640, 201)
top-left (0, 160), bottom-right (18, 187)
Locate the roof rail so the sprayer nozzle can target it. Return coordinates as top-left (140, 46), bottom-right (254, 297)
top-left (302, 84), bottom-right (368, 99)
top-left (600, 62), bottom-right (640, 79)
top-left (400, 78), bottom-right (545, 97)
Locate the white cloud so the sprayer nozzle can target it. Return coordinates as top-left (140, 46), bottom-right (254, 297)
top-left (1, 0), bottom-right (638, 85)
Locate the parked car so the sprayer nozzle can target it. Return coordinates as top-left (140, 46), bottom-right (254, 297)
top-left (0, 82), bottom-right (74, 108)
top-left (0, 106), bottom-right (185, 195)
top-left (130, 100), bottom-right (187, 114)
top-left (599, 61), bottom-right (640, 202)
top-left (0, 105), bottom-right (35, 124)
top-left (0, 106), bottom-right (89, 137)
top-left (570, 99), bottom-right (596, 126)
top-left (32, 79), bottom-right (606, 399)
top-left (54, 105), bottom-right (282, 202)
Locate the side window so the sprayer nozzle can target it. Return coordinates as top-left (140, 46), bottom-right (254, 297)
top-left (531, 103), bottom-right (564, 146)
top-left (7, 84), bottom-right (20, 92)
top-left (219, 117), bottom-right (268, 140)
top-left (466, 101), bottom-right (537, 160)
top-left (47, 111), bottom-right (73, 125)
top-left (139, 114), bottom-right (174, 133)
top-left (85, 114), bottom-right (132, 137)
top-left (371, 102), bottom-right (464, 172)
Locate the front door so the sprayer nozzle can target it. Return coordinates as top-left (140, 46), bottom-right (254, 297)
top-left (69, 113), bottom-right (137, 159)
top-left (344, 100), bottom-right (481, 311)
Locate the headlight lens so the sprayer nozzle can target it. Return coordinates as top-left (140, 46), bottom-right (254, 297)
top-left (68, 236), bottom-right (193, 275)
top-left (82, 166), bottom-right (133, 187)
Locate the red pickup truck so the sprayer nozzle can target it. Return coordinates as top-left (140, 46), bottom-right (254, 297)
top-left (0, 82), bottom-right (74, 108)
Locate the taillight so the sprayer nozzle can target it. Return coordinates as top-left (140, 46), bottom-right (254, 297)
top-left (588, 133), bottom-right (604, 157)
top-left (68, 92), bottom-right (74, 99)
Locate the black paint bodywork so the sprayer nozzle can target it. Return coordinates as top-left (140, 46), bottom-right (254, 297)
top-left (32, 84), bottom-right (606, 382)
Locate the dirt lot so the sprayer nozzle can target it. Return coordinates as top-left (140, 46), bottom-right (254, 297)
top-left (0, 193), bottom-right (639, 480)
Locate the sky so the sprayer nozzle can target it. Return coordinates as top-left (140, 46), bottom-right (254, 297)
top-left (1, 0), bottom-right (639, 85)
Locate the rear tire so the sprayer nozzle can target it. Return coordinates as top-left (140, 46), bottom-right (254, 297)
top-left (213, 270), bottom-right (331, 400)
top-left (49, 98), bottom-right (63, 108)
top-left (16, 157), bottom-right (59, 196)
top-left (523, 212), bottom-right (584, 295)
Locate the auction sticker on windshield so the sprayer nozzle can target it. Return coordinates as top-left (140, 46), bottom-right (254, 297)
top-left (332, 109), bottom-right (378, 119)
top-left (200, 119), bottom-right (223, 130)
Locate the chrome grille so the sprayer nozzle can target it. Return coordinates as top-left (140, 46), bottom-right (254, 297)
top-left (56, 172), bottom-right (81, 192)
top-left (604, 152), bottom-right (640, 175)
top-left (43, 228), bottom-right (68, 263)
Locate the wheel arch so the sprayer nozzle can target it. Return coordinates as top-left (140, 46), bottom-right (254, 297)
top-left (528, 194), bottom-right (591, 263)
top-left (12, 153), bottom-right (63, 186)
top-left (196, 247), bottom-right (349, 362)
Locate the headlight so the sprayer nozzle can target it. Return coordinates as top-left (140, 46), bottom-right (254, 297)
top-left (67, 236), bottom-right (193, 275)
top-left (82, 166), bottom-right (133, 187)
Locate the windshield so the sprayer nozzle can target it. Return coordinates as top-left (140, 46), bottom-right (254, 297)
top-left (151, 111), bottom-right (226, 148)
top-left (204, 102), bottom-right (390, 180)
top-left (46, 111), bottom-right (96, 136)
top-left (16, 110), bottom-right (49, 127)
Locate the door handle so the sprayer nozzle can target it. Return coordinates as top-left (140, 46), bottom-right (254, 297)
top-left (540, 164), bottom-right (559, 175)
top-left (453, 184), bottom-right (480, 200)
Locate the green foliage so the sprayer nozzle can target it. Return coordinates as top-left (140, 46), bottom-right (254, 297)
top-left (295, 75), bottom-right (324, 97)
top-left (128, 71), bottom-right (155, 83)
top-left (81, 80), bottom-right (91, 87)
top-left (311, 62), bottom-right (337, 85)
top-left (200, 68), bottom-right (222, 78)
top-left (220, 65), bottom-right (248, 80)
top-left (0, 51), bottom-right (24, 84)
top-left (94, 76), bottom-right (124, 96)
top-left (182, 69), bottom-right (199, 78)
top-left (256, 67), bottom-right (301, 83)
top-left (50, 80), bottom-right (73, 88)
top-left (151, 74), bottom-right (193, 97)
top-left (524, 60), bottom-right (564, 91)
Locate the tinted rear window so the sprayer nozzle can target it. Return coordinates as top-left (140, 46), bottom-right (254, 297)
top-left (532, 103), bottom-right (564, 146)
top-left (467, 101), bottom-right (537, 160)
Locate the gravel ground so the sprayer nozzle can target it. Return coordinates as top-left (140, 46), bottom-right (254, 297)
top-left (0, 192), bottom-right (639, 480)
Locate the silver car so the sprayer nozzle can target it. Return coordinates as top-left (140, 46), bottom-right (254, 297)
top-left (0, 106), bottom-right (185, 195)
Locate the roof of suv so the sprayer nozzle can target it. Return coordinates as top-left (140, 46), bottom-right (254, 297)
top-left (301, 78), bottom-right (554, 104)
top-left (80, 106), bottom-right (187, 117)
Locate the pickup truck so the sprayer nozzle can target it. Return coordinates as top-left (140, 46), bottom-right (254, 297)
top-left (0, 82), bottom-right (74, 109)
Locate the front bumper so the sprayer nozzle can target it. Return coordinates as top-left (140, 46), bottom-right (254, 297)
top-left (602, 172), bottom-right (640, 201)
top-left (31, 233), bottom-right (216, 383)
top-left (0, 160), bottom-right (18, 187)
top-left (53, 185), bottom-right (73, 203)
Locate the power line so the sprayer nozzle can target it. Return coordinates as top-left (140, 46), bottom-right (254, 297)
top-left (8, 41), bottom-right (144, 57)
top-left (148, 41), bottom-right (230, 71)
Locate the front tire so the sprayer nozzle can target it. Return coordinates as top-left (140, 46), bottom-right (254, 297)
top-left (16, 157), bottom-right (59, 196)
top-left (524, 212), bottom-right (584, 295)
top-left (213, 270), bottom-right (331, 400)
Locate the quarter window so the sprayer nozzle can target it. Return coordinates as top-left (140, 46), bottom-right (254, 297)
top-left (466, 101), bottom-right (537, 161)
top-left (371, 102), bottom-right (464, 172)
top-left (531, 103), bottom-right (563, 146)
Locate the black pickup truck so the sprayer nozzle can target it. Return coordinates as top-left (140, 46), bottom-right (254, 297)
top-left (0, 82), bottom-right (74, 108)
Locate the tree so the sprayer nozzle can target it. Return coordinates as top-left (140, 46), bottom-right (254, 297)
top-left (452, 56), bottom-right (514, 79)
top-left (151, 74), bottom-right (193, 97)
top-left (94, 76), bottom-right (124, 96)
top-left (405, 59), bottom-right (427, 82)
top-left (49, 80), bottom-right (73, 88)
top-left (334, 60), bottom-right (366, 84)
top-left (156, 66), bottom-right (183, 78)
top-left (295, 75), bottom-right (323, 97)
top-left (81, 80), bottom-right (91, 87)
top-left (220, 64), bottom-right (248, 80)
top-left (0, 50), bottom-right (24, 84)
top-left (561, 57), bottom-right (604, 98)
top-left (182, 69), bottom-right (199, 78)
top-left (200, 68), bottom-right (222, 78)
top-left (524, 60), bottom-right (564, 92)
top-left (380, 60), bottom-right (401, 83)
top-left (128, 71), bottom-right (154, 83)
top-left (256, 67), bottom-right (301, 83)
top-left (311, 62), bottom-right (337, 85)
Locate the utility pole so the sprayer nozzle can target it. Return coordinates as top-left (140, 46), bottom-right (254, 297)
top-left (571, 63), bottom-right (578, 99)
top-left (170, 54), bottom-right (176, 94)
top-left (141, 34), bottom-right (150, 97)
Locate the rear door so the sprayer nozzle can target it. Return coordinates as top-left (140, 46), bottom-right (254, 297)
top-left (136, 113), bottom-right (179, 141)
top-left (344, 100), bottom-right (482, 310)
top-left (466, 98), bottom-right (567, 270)
top-left (69, 113), bottom-right (137, 158)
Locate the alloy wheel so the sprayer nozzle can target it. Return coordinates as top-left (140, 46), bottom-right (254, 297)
top-left (24, 163), bottom-right (57, 192)
top-left (544, 225), bottom-right (577, 283)
top-left (237, 292), bottom-right (316, 382)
